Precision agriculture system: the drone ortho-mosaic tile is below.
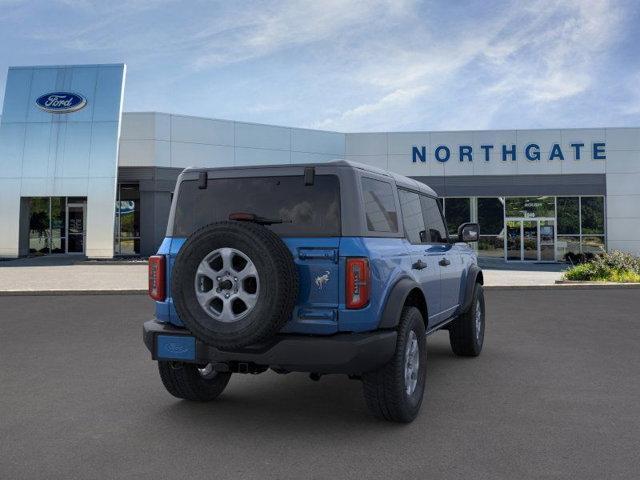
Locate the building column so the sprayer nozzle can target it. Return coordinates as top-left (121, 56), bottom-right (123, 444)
top-left (85, 177), bottom-right (118, 259)
top-left (0, 180), bottom-right (21, 258)
top-left (605, 128), bottom-right (640, 255)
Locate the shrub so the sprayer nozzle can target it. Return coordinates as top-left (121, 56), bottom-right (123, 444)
top-left (563, 250), bottom-right (640, 282)
top-left (608, 270), bottom-right (640, 283)
top-left (594, 250), bottom-right (640, 273)
top-left (564, 263), bottom-right (596, 281)
top-left (563, 252), bottom-right (595, 265)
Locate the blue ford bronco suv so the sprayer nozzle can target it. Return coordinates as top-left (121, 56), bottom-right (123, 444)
top-left (144, 160), bottom-right (485, 423)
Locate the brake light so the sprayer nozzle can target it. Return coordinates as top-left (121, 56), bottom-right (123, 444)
top-left (148, 255), bottom-right (166, 301)
top-left (346, 258), bottom-right (370, 309)
top-left (229, 212), bottom-right (256, 221)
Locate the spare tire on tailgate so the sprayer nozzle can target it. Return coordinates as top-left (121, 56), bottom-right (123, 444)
top-left (171, 221), bottom-right (299, 349)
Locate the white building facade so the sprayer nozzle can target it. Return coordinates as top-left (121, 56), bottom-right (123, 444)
top-left (1, 64), bottom-right (639, 261)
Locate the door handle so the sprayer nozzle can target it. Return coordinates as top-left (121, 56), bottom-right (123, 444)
top-left (439, 257), bottom-right (451, 267)
top-left (412, 259), bottom-right (427, 270)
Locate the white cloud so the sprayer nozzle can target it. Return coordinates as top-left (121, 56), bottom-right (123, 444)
top-left (190, 0), bottom-right (411, 69)
top-left (314, 0), bottom-right (625, 130)
top-left (617, 71), bottom-right (640, 116)
top-left (2, 0), bottom-right (631, 131)
top-left (313, 85), bottom-right (428, 130)
top-left (482, 0), bottom-right (622, 104)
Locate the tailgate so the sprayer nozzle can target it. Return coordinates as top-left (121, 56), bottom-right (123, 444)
top-left (280, 237), bottom-right (341, 334)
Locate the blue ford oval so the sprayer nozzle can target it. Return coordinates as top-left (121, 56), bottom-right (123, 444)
top-left (35, 92), bottom-right (87, 114)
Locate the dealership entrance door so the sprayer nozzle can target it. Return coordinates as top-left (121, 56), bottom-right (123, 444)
top-left (506, 218), bottom-right (556, 261)
top-left (66, 202), bottom-right (86, 254)
top-left (25, 197), bottom-right (87, 256)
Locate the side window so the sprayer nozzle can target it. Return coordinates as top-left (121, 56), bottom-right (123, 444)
top-left (361, 177), bottom-right (398, 233)
top-left (420, 195), bottom-right (448, 243)
top-left (398, 189), bottom-right (427, 244)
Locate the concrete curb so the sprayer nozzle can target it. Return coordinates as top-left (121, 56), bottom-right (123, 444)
top-left (76, 260), bottom-right (148, 265)
top-left (0, 289), bottom-right (147, 296)
top-left (555, 280), bottom-right (640, 286)
top-left (486, 283), bottom-right (640, 290)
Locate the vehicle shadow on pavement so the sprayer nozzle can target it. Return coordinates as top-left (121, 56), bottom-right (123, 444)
top-left (154, 333), bottom-right (460, 430)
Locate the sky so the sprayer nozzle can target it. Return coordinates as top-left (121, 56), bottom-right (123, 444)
top-left (0, 0), bottom-right (639, 132)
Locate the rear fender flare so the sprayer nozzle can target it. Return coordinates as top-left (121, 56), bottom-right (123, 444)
top-left (378, 278), bottom-right (426, 329)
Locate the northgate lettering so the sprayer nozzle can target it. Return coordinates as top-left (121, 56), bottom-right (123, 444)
top-left (411, 143), bottom-right (606, 163)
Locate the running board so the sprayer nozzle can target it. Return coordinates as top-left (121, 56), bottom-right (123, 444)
top-left (426, 316), bottom-right (456, 335)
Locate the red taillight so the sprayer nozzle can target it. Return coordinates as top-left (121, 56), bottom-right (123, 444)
top-left (229, 212), bottom-right (256, 221)
top-left (148, 255), bottom-right (166, 301)
top-left (346, 258), bottom-right (370, 309)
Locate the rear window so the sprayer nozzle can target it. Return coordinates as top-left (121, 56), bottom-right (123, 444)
top-left (172, 175), bottom-right (341, 237)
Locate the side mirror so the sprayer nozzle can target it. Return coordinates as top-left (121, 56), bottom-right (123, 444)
top-left (458, 222), bottom-right (480, 242)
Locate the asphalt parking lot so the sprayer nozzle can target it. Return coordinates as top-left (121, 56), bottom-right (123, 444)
top-left (1, 289), bottom-right (639, 479)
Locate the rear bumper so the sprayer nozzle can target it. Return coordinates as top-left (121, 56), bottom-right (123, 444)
top-left (143, 319), bottom-right (397, 374)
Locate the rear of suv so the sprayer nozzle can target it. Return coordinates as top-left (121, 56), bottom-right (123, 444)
top-left (144, 160), bottom-right (485, 422)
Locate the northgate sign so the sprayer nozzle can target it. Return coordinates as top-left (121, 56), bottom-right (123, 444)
top-left (411, 142), bottom-right (606, 163)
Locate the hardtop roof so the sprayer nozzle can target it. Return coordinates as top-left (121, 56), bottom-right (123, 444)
top-left (182, 159), bottom-right (437, 197)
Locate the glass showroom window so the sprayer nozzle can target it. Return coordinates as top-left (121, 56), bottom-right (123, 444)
top-left (28, 197), bottom-right (68, 254)
top-left (557, 197), bottom-right (580, 259)
top-left (556, 196), bottom-right (605, 258)
top-left (443, 197), bottom-right (470, 240)
top-left (114, 184), bottom-right (141, 255)
top-left (477, 197), bottom-right (505, 258)
top-left (581, 197), bottom-right (605, 254)
top-left (28, 197), bottom-right (51, 254)
top-left (505, 196), bottom-right (555, 218)
top-left (50, 197), bottom-right (66, 254)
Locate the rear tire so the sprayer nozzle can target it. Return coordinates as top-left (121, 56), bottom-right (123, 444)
top-left (158, 361), bottom-right (231, 401)
top-left (449, 283), bottom-right (485, 356)
top-left (362, 306), bottom-right (427, 423)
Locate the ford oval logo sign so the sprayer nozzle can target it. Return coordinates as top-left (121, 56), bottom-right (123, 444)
top-left (35, 92), bottom-right (87, 114)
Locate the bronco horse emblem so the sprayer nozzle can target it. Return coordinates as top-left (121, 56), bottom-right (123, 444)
top-left (315, 270), bottom-right (330, 290)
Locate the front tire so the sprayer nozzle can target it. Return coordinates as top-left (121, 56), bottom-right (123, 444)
top-left (362, 306), bottom-right (427, 423)
top-left (449, 283), bottom-right (485, 356)
top-left (158, 361), bottom-right (231, 401)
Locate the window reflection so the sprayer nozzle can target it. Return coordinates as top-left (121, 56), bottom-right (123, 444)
top-left (557, 197), bottom-right (579, 235)
top-left (478, 235), bottom-right (503, 258)
top-left (557, 236), bottom-right (581, 258)
top-left (582, 236), bottom-right (606, 254)
top-left (581, 197), bottom-right (605, 234)
top-left (114, 184), bottom-right (141, 255)
top-left (505, 196), bottom-right (555, 218)
top-left (27, 196), bottom-right (85, 255)
top-left (478, 198), bottom-right (504, 235)
top-left (440, 195), bottom-right (606, 260)
top-left (443, 198), bottom-right (470, 239)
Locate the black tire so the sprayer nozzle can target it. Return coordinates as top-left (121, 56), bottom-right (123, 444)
top-left (158, 361), bottom-right (231, 401)
top-left (172, 221), bottom-right (299, 349)
top-left (362, 306), bottom-right (427, 423)
top-left (449, 283), bottom-right (485, 356)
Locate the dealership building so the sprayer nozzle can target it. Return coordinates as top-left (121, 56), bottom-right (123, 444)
top-left (1, 63), bottom-right (639, 261)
